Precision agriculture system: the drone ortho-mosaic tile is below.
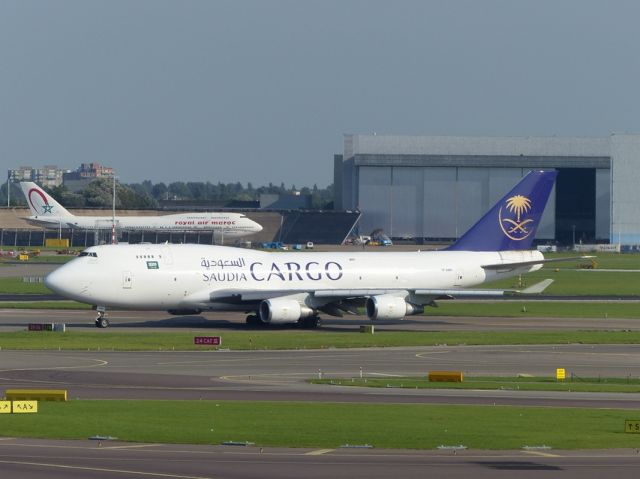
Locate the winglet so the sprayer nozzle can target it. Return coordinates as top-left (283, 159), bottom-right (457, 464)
top-left (447, 170), bottom-right (557, 251)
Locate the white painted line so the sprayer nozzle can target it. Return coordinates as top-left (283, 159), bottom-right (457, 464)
top-left (101, 444), bottom-right (160, 450)
top-left (0, 459), bottom-right (214, 479)
top-left (523, 450), bottom-right (560, 458)
top-left (305, 449), bottom-right (335, 456)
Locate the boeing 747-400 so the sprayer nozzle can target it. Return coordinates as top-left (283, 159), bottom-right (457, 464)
top-left (19, 182), bottom-right (262, 238)
top-left (45, 171), bottom-right (573, 328)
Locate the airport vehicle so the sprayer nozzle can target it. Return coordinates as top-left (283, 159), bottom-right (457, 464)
top-left (370, 229), bottom-right (393, 246)
top-left (46, 171), bottom-right (566, 328)
top-left (19, 182), bottom-right (262, 238)
top-left (261, 242), bottom-right (287, 250)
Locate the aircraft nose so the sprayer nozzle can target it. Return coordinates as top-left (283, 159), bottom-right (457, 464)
top-left (45, 264), bottom-right (88, 299)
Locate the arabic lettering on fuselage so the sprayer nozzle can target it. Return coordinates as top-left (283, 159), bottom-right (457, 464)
top-left (200, 258), bottom-right (246, 269)
top-left (200, 258), bottom-right (344, 283)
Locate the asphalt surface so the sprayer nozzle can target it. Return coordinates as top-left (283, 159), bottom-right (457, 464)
top-left (3, 308), bottom-right (640, 332)
top-left (0, 262), bottom-right (59, 278)
top-left (2, 345), bottom-right (640, 408)
top-left (1, 438), bottom-right (640, 479)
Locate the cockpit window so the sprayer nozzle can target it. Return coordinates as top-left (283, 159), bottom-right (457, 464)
top-left (79, 252), bottom-right (98, 258)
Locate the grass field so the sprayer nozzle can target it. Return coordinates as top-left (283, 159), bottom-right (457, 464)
top-left (484, 268), bottom-right (640, 296)
top-left (2, 400), bottom-right (640, 449)
top-left (313, 376), bottom-right (640, 393)
top-left (0, 278), bottom-right (52, 294)
top-left (429, 301), bottom-right (640, 318)
top-left (0, 301), bottom-right (91, 309)
top-left (2, 329), bottom-right (640, 351)
top-left (0, 255), bottom-right (77, 265)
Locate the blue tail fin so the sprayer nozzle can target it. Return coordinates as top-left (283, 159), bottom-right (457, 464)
top-left (447, 170), bottom-right (557, 251)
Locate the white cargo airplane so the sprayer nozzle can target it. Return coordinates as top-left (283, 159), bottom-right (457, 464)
top-left (19, 182), bottom-right (262, 238)
top-left (46, 171), bottom-right (572, 328)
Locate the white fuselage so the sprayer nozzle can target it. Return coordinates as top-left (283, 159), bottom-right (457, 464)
top-left (45, 243), bottom-right (544, 311)
top-left (26, 213), bottom-right (262, 238)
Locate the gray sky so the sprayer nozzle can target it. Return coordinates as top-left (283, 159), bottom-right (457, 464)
top-left (1, 0), bottom-right (639, 187)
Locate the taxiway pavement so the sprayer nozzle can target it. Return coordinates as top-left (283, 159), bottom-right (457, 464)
top-left (2, 308), bottom-right (640, 332)
top-left (1, 345), bottom-right (640, 408)
top-left (0, 438), bottom-right (639, 479)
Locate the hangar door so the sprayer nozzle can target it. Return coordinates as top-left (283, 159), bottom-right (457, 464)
top-left (555, 168), bottom-right (595, 245)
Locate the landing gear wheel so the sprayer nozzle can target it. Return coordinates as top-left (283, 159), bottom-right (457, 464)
top-left (245, 314), bottom-right (259, 326)
top-left (95, 317), bottom-right (110, 328)
top-left (95, 310), bottom-right (109, 328)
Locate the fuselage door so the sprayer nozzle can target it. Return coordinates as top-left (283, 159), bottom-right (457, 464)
top-left (160, 245), bottom-right (173, 265)
top-left (122, 271), bottom-right (133, 289)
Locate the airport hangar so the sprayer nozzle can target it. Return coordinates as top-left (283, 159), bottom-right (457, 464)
top-left (334, 133), bottom-right (640, 246)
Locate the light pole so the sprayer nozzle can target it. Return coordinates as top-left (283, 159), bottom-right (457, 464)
top-left (111, 175), bottom-right (118, 244)
top-left (572, 224), bottom-right (576, 249)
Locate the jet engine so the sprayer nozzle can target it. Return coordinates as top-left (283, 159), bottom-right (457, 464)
top-left (365, 295), bottom-right (423, 320)
top-left (259, 298), bottom-right (315, 324)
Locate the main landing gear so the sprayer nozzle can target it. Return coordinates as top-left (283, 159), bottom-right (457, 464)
top-left (95, 306), bottom-right (110, 328)
top-left (298, 316), bottom-right (320, 329)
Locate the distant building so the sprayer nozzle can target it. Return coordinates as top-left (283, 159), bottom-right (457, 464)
top-left (9, 162), bottom-right (114, 191)
top-left (336, 133), bottom-right (640, 245)
top-left (63, 162), bottom-right (114, 191)
top-left (8, 165), bottom-right (66, 187)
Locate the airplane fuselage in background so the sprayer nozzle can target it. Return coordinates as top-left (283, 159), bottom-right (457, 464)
top-left (25, 213), bottom-right (262, 238)
top-left (19, 181), bottom-right (263, 238)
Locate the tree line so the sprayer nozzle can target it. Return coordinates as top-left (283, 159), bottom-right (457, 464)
top-left (3, 179), bottom-right (334, 209)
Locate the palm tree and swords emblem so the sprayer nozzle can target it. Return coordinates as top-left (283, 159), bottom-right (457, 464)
top-left (498, 194), bottom-right (533, 241)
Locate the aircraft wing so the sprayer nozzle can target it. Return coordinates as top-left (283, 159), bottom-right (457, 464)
top-left (415, 278), bottom-right (555, 297)
top-left (481, 256), bottom-right (595, 270)
top-left (208, 278), bottom-right (554, 304)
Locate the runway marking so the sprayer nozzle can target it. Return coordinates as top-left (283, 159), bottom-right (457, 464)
top-left (414, 351), bottom-right (452, 358)
top-left (219, 372), bottom-right (323, 382)
top-left (368, 373), bottom-right (403, 377)
top-left (156, 354), bottom-right (350, 366)
top-left (0, 357), bottom-right (108, 373)
top-left (0, 459), bottom-right (215, 478)
top-left (0, 438), bottom-right (14, 441)
top-left (101, 444), bottom-right (161, 450)
top-left (305, 449), bottom-right (335, 455)
top-left (523, 450), bottom-right (561, 458)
